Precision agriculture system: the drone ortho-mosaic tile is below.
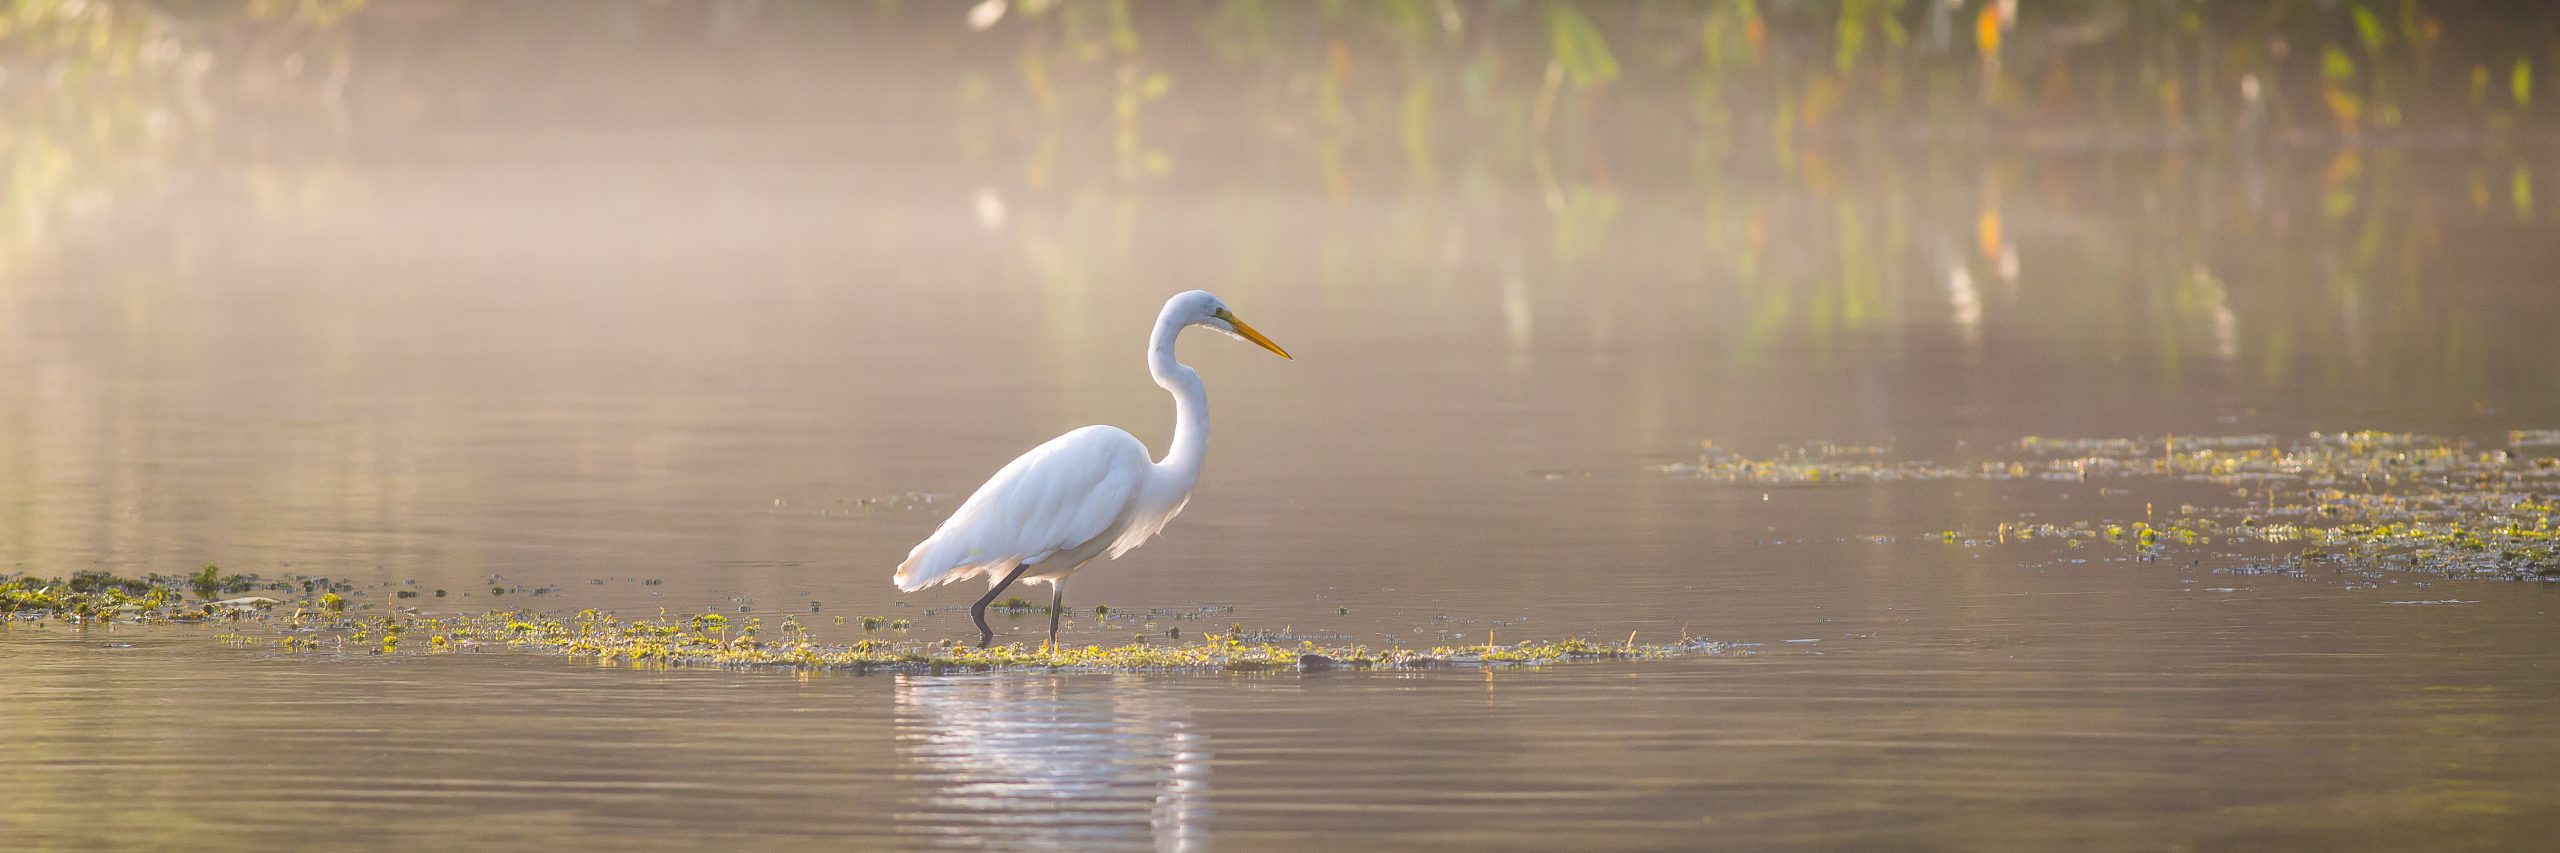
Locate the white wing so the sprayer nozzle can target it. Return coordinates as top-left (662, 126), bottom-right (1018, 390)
top-left (894, 426), bottom-right (1153, 592)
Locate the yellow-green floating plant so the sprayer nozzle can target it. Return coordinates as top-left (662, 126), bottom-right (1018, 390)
top-left (5, 572), bottom-right (1722, 674)
top-left (1667, 430), bottom-right (2560, 581)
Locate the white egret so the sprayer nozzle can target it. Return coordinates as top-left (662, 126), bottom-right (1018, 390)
top-left (894, 290), bottom-right (1291, 647)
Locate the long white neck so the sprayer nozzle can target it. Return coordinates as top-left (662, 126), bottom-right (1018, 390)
top-left (1146, 308), bottom-right (1209, 490)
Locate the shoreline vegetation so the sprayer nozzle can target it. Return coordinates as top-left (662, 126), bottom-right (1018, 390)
top-left (0, 569), bottom-right (1719, 674)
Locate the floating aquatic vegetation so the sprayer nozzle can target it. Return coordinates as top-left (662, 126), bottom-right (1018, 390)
top-left (4, 571), bottom-right (1724, 674)
top-left (2, 572), bottom-right (280, 623)
top-left (443, 611), bottom-right (1699, 673)
top-left (2511, 430), bottom-right (2560, 448)
top-left (289, 608), bottom-right (1723, 674)
top-left (1672, 430), bottom-right (2560, 582)
top-left (1655, 440), bottom-right (1980, 484)
top-left (851, 491), bottom-right (949, 511)
top-left (188, 564), bottom-right (255, 599)
top-left (2015, 433), bottom-right (2279, 457)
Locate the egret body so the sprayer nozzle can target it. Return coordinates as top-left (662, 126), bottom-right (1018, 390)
top-left (894, 290), bottom-right (1290, 647)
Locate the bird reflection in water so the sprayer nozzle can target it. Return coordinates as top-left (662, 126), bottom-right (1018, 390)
top-left (894, 674), bottom-right (1209, 851)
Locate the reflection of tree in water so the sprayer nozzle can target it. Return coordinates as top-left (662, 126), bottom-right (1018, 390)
top-left (894, 674), bottom-right (1208, 852)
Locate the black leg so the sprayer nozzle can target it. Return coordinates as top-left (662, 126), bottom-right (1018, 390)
top-left (1047, 583), bottom-right (1065, 649)
top-left (971, 563), bottom-right (1031, 648)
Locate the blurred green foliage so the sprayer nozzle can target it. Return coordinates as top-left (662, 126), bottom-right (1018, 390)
top-left (1, 0), bottom-right (2553, 409)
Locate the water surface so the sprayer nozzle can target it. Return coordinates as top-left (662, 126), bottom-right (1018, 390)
top-left (5, 6), bottom-right (2560, 850)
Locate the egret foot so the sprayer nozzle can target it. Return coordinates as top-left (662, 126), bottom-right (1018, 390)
top-left (969, 563), bottom-right (1032, 649)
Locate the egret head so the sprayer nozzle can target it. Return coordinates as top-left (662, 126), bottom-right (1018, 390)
top-left (1170, 290), bottom-right (1291, 360)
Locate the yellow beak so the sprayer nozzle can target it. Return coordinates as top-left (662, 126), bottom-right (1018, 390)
top-left (1225, 313), bottom-right (1292, 360)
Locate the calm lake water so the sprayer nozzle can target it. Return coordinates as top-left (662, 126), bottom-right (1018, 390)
top-left (7, 10), bottom-right (2560, 849)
